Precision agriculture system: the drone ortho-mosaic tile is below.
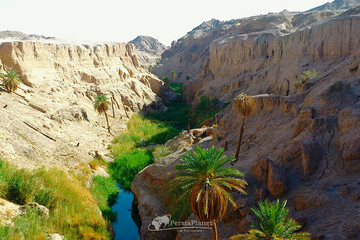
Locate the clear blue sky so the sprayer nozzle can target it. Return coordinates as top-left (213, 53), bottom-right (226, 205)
top-left (0, 0), bottom-right (330, 45)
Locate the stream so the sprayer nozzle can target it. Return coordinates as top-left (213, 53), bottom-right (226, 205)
top-left (112, 186), bottom-right (141, 240)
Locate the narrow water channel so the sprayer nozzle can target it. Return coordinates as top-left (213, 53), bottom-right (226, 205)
top-left (112, 186), bottom-right (141, 240)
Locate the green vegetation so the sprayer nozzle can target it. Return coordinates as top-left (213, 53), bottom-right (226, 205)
top-left (90, 176), bottom-right (119, 222)
top-left (1, 70), bottom-right (22, 93)
top-left (231, 200), bottom-right (310, 240)
top-left (110, 149), bottom-right (153, 189)
top-left (109, 114), bottom-right (181, 190)
top-left (170, 146), bottom-right (247, 240)
top-left (162, 77), bottom-right (170, 86)
top-left (147, 101), bottom-right (190, 130)
top-left (148, 65), bottom-right (152, 72)
top-left (233, 93), bottom-right (256, 161)
top-left (94, 94), bottom-right (111, 134)
top-left (153, 145), bottom-right (173, 162)
top-left (169, 82), bottom-right (184, 96)
top-left (0, 159), bottom-right (111, 240)
top-left (296, 69), bottom-right (319, 87)
top-left (189, 95), bottom-right (222, 127)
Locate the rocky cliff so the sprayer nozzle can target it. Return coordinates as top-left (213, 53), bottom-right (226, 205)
top-left (133, 4), bottom-right (360, 240)
top-left (309, 0), bottom-right (360, 11)
top-left (129, 35), bottom-right (168, 67)
top-left (153, 0), bottom-right (360, 82)
top-left (0, 40), bottom-right (167, 170)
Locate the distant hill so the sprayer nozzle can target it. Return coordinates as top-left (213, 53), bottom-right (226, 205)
top-left (308, 0), bottom-right (360, 12)
top-left (129, 36), bottom-right (168, 67)
top-left (0, 30), bottom-right (55, 40)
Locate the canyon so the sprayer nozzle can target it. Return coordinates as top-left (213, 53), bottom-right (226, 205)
top-left (0, 0), bottom-right (360, 239)
top-left (133, 3), bottom-right (360, 240)
top-left (0, 39), bottom-right (168, 170)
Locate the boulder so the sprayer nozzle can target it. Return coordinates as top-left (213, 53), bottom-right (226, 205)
top-left (297, 140), bottom-right (324, 176)
top-left (251, 158), bottom-right (270, 183)
top-left (267, 161), bottom-right (288, 197)
top-left (256, 187), bottom-right (268, 201)
top-left (47, 234), bottom-right (64, 240)
top-left (252, 158), bottom-right (288, 197)
top-left (20, 202), bottom-right (49, 219)
top-left (292, 106), bottom-right (314, 138)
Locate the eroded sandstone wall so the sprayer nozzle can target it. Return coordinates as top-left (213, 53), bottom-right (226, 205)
top-left (0, 40), bottom-right (166, 169)
top-left (183, 15), bottom-right (360, 103)
top-left (133, 10), bottom-right (360, 240)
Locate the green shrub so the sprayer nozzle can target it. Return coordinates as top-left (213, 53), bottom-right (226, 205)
top-left (0, 160), bottom-right (111, 239)
top-left (153, 146), bottom-right (173, 161)
top-left (147, 101), bottom-right (190, 130)
top-left (169, 82), bottom-right (184, 96)
top-left (6, 173), bottom-right (34, 204)
top-left (190, 95), bottom-right (222, 127)
top-left (90, 176), bottom-right (119, 221)
top-left (110, 149), bottom-right (154, 190)
top-left (301, 69), bottom-right (318, 82)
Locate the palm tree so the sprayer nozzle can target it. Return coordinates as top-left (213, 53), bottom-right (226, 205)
top-left (162, 77), bottom-right (170, 86)
top-left (171, 146), bottom-right (247, 240)
top-left (233, 93), bottom-right (256, 163)
top-left (148, 65), bottom-right (153, 72)
top-left (94, 94), bottom-right (111, 133)
top-left (1, 70), bottom-right (22, 93)
top-left (230, 200), bottom-right (310, 240)
top-left (171, 70), bottom-right (177, 80)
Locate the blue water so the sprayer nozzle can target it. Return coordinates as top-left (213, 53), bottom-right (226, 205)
top-left (112, 187), bottom-right (141, 240)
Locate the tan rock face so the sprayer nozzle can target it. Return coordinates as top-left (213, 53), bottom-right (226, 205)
top-left (129, 35), bottom-right (168, 67)
top-left (252, 158), bottom-right (288, 197)
top-left (0, 40), bottom-right (166, 170)
top-left (134, 7), bottom-right (360, 240)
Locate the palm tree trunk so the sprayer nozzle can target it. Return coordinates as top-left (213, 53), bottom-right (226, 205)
top-left (111, 97), bottom-right (115, 118)
top-left (212, 221), bottom-right (218, 240)
top-left (104, 111), bottom-right (111, 133)
top-left (234, 115), bottom-right (246, 162)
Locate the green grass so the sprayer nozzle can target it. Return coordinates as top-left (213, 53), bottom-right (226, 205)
top-left (127, 114), bottom-right (180, 145)
top-left (110, 149), bottom-right (154, 190)
top-left (109, 114), bottom-right (182, 190)
top-left (90, 176), bottom-right (119, 222)
top-left (0, 158), bottom-right (111, 240)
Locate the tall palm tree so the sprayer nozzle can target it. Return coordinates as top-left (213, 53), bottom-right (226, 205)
top-left (233, 93), bottom-right (256, 163)
top-left (94, 94), bottom-right (111, 133)
top-left (230, 200), bottom-right (310, 240)
top-left (171, 146), bottom-right (247, 240)
top-left (1, 70), bottom-right (22, 93)
top-left (171, 70), bottom-right (177, 80)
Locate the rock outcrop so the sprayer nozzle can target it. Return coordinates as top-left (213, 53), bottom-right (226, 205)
top-left (129, 36), bottom-right (168, 67)
top-left (309, 0), bottom-right (360, 12)
top-left (0, 40), bottom-right (167, 170)
top-left (134, 3), bottom-right (360, 240)
top-left (153, 1), bottom-right (360, 82)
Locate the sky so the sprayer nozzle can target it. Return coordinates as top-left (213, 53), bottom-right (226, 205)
top-left (0, 0), bottom-right (330, 46)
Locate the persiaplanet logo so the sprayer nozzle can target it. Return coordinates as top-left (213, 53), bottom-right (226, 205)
top-left (148, 214), bottom-right (212, 232)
